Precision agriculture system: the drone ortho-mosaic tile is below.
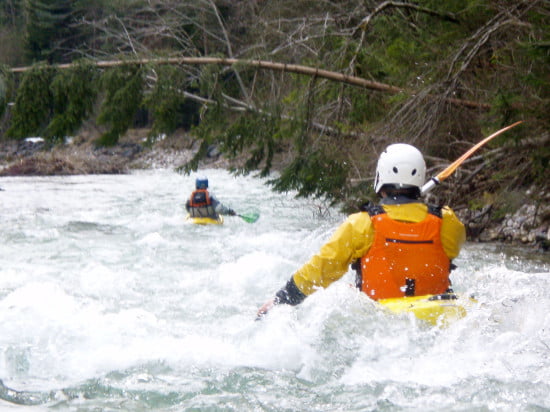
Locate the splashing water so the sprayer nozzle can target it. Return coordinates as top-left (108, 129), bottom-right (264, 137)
top-left (1, 169), bottom-right (549, 411)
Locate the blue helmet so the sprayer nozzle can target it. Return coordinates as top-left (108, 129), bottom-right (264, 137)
top-left (195, 176), bottom-right (208, 189)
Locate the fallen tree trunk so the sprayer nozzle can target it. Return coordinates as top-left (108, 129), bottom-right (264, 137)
top-left (10, 56), bottom-right (491, 110)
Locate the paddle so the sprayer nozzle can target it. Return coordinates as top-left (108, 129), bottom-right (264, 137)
top-left (421, 120), bottom-right (523, 195)
top-left (237, 212), bottom-right (260, 223)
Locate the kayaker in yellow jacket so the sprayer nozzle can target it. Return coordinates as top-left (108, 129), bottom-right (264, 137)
top-left (257, 143), bottom-right (466, 317)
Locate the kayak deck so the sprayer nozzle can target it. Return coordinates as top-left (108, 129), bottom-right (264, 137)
top-left (378, 293), bottom-right (475, 326)
top-left (185, 214), bottom-right (224, 225)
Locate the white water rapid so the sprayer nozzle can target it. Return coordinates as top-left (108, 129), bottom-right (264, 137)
top-left (1, 169), bottom-right (549, 411)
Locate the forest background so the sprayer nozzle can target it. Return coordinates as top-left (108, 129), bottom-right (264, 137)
top-left (0, 0), bottom-right (548, 244)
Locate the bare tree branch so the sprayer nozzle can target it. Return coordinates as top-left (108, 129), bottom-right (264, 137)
top-left (206, 0), bottom-right (250, 103)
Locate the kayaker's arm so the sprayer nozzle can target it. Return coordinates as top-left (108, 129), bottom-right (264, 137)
top-left (256, 278), bottom-right (307, 318)
top-left (275, 278), bottom-right (307, 305)
top-left (257, 213), bottom-right (373, 318)
top-left (440, 206), bottom-right (466, 259)
top-left (211, 196), bottom-right (236, 216)
top-left (292, 213), bottom-right (373, 295)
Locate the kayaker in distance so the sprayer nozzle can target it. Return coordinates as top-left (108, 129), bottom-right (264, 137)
top-left (257, 143), bottom-right (466, 318)
top-left (186, 176), bottom-right (236, 219)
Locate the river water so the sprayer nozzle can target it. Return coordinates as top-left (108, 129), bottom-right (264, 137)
top-left (0, 169), bottom-right (548, 411)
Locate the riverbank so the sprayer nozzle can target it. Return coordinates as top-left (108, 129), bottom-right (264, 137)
top-left (0, 129), bottom-right (218, 175)
top-left (0, 131), bottom-right (548, 251)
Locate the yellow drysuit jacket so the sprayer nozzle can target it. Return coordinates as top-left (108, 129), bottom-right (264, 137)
top-left (291, 202), bottom-right (465, 297)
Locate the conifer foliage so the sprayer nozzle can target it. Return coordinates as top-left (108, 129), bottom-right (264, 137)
top-left (96, 64), bottom-right (144, 147)
top-left (6, 65), bottom-right (56, 139)
top-left (24, 0), bottom-right (74, 63)
top-left (47, 60), bottom-right (97, 141)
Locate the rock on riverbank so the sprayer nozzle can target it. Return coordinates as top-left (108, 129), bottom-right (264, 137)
top-left (458, 199), bottom-right (550, 251)
top-left (0, 130), bottom-right (230, 175)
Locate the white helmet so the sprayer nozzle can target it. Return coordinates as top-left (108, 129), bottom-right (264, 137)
top-left (374, 143), bottom-right (426, 193)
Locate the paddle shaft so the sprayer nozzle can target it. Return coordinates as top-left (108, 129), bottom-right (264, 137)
top-left (421, 120), bottom-right (523, 195)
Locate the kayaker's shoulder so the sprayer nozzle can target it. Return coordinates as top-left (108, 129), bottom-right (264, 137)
top-left (440, 205), bottom-right (460, 218)
top-left (345, 211), bottom-right (374, 229)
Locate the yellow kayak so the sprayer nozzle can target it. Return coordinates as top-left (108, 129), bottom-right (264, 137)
top-left (378, 293), bottom-right (476, 326)
top-left (185, 214), bottom-right (224, 225)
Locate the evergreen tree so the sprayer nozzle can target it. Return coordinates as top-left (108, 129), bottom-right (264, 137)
top-left (1, 0), bottom-right (23, 26)
top-left (46, 60), bottom-right (98, 141)
top-left (6, 65), bottom-right (56, 139)
top-left (96, 64), bottom-right (144, 146)
top-left (24, 0), bottom-right (74, 63)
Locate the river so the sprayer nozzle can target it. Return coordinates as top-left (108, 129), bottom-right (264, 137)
top-left (1, 169), bottom-right (549, 411)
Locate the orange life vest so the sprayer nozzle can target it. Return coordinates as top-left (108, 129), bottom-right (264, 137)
top-left (359, 205), bottom-right (451, 300)
top-left (188, 189), bottom-right (217, 218)
top-left (189, 189), bottom-right (212, 207)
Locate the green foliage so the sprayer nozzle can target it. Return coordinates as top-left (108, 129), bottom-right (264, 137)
top-left (347, 87), bottom-right (387, 124)
top-left (143, 65), bottom-right (199, 140)
top-left (224, 109), bottom-right (285, 177)
top-left (6, 61), bottom-right (98, 142)
top-left (45, 60), bottom-right (98, 141)
top-left (269, 150), bottom-right (348, 201)
top-left (365, 16), bottom-right (433, 87)
top-left (183, 63), bottom-right (283, 175)
top-left (96, 64), bottom-right (144, 146)
top-left (186, 99), bottom-right (289, 178)
top-left (1, 1), bottom-right (23, 26)
top-left (384, 38), bottom-right (420, 78)
top-left (24, 0), bottom-right (74, 63)
top-left (6, 65), bottom-right (56, 139)
top-left (489, 90), bottom-right (521, 130)
top-left (198, 60), bottom-right (225, 99)
top-left (518, 40), bottom-right (550, 127)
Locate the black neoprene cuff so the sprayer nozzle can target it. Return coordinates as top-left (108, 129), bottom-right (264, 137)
top-left (275, 278), bottom-right (307, 306)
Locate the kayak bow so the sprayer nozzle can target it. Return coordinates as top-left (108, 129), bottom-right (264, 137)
top-left (378, 293), bottom-right (476, 326)
top-left (185, 214), bottom-right (224, 225)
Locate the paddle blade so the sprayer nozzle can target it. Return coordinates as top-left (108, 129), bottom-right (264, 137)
top-left (239, 212), bottom-right (260, 223)
top-left (436, 120), bottom-right (523, 181)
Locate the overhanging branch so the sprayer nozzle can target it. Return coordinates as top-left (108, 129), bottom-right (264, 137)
top-left (10, 56), bottom-right (490, 110)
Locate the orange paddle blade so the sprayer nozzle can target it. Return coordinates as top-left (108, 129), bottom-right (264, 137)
top-left (436, 120), bottom-right (523, 181)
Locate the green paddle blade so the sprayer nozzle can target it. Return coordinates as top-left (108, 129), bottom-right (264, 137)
top-left (238, 212), bottom-right (260, 223)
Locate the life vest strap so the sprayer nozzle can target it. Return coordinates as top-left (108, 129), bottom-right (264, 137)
top-left (428, 204), bottom-right (442, 218)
